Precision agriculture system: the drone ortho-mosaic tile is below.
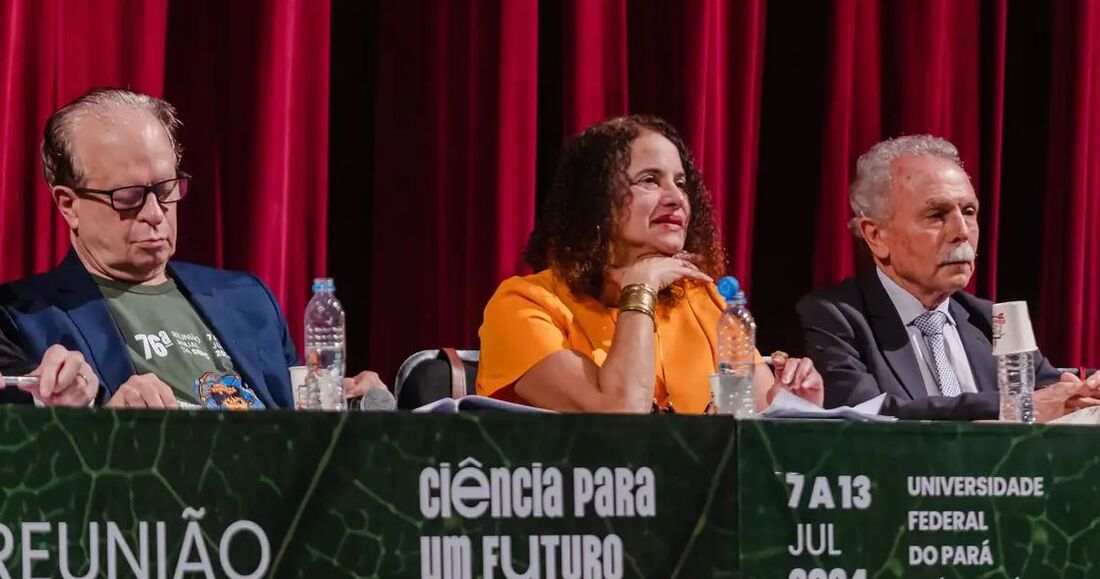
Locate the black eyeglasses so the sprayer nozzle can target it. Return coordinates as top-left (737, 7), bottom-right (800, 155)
top-left (72, 172), bottom-right (191, 211)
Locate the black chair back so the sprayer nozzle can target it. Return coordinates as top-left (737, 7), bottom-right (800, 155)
top-left (394, 349), bottom-right (479, 409)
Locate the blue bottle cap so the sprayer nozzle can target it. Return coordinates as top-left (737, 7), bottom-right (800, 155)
top-left (312, 277), bottom-right (335, 292)
top-left (717, 276), bottom-right (740, 301)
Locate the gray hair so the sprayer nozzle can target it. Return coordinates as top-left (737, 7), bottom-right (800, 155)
top-left (41, 87), bottom-right (183, 187)
top-left (848, 135), bottom-right (962, 236)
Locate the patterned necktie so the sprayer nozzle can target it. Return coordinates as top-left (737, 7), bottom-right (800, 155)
top-left (911, 310), bottom-right (962, 397)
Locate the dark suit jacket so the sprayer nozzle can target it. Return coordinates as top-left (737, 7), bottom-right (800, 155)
top-left (0, 251), bottom-right (299, 408)
top-left (0, 329), bottom-right (34, 404)
top-left (797, 271), bottom-right (1061, 420)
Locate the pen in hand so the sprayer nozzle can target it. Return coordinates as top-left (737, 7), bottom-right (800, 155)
top-left (1, 376), bottom-right (40, 388)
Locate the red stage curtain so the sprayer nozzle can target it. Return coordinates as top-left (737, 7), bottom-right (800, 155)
top-left (1039, 0), bottom-right (1100, 367)
top-left (0, 0), bottom-right (168, 278)
top-left (813, 0), bottom-right (1006, 297)
top-left (163, 0), bottom-right (331, 349)
top-left (625, 0), bottom-right (767, 292)
top-left (4, 1), bottom-right (1099, 381)
top-left (364, 0), bottom-right (1096, 380)
top-left (366, 0), bottom-right (768, 378)
top-left (563, 0), bottom-right (628, 133)
top-left (369, 0), bottom-right (540, 378)
top-left (814, 0), bottom-right (882, 288)
top-left (0, 0), bottom-right (329, 352)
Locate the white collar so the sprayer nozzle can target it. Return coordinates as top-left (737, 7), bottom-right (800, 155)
top-left (876, 268), bottom-right (955, 327)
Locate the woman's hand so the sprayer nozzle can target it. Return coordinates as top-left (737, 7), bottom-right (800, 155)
top-left (607, 252), bottom-right (712, 292)
top-left (768, 352), bottom-right (824, 408)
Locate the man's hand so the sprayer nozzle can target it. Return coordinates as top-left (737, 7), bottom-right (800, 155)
top-left (767, 353), bottom-right (825, 408)
top-left (23, 345), bottom-right (99, 407)
top-left (1034, 372), bottom-right (1100, 422)
top-left (344, 370), bottom-right (389, 398)
top-left (105, 374), bottom-right (179, 409)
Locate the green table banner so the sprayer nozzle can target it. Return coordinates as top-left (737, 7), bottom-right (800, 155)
top-left (738, 420), bottom-right (1100, 579)
top-left (5, 407), bottom-right (1100, 578)
top-left (0, 407), bottom-right (738, 578)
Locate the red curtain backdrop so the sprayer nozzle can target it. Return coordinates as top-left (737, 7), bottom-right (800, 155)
top-left (813, 0), bottom-right (1006, 295)
top-left (0, 0), bottom-right (329, 354)
top-left (361, 0), bottom-right (1098, 380)
top-left (365, 0), bottom-right (769, 378)
top-left (368, 0), bottom-right (540, 380)
top-left (3, 1), bottom-right (1100, 382)
top-left (0, 0), bottom-right (168, 277)
top-left (814, 0), bottom-right (882, 288)
top-left (563, 0), bottom-right (628, 132)
top-left (1040, 0), bottom-right (1100, 369)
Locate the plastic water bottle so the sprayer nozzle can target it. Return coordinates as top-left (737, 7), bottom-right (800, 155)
top-left (302, 278), bottom-right (346, 410)
top-left (992, 301), bottom-right (1037, 424)
top-left (714, 276), bottom-right (757, 417)
top-left (998, 353), bottom-right (1035, 424)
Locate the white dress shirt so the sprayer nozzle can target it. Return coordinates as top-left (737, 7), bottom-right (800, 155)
top-left (876, 269), bottom-right (978, 396)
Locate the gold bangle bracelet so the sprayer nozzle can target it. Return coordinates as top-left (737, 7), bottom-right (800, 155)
top-left (621, 283), bottom-right (657, 302)
top-left (619, 303), bottom-right (655, 320)
top-left (619, 296), bottom-right (655, 315)
top-left (620, 285), bottom-right (657, 309)
top-left (618, 282), bottom-right (658, 323)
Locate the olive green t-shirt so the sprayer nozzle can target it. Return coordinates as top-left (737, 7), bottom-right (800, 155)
top-left (94, 276), bottom-right (266, 410)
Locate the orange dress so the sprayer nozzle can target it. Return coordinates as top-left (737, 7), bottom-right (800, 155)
top-left (477, 268), bottom-right (761, 414)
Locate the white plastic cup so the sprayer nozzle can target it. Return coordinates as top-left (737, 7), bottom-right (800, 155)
top-left (289, 365), bottom-right (307, 409)
top-left (992, 301), bottom-right (1038, 356)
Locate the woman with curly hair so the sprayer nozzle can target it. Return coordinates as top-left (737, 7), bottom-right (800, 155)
top-left (477, 116), bottom-right (822, 413)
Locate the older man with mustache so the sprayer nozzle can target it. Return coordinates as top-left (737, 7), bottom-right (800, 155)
top-left (797, 136), bottom-right (1099, 421)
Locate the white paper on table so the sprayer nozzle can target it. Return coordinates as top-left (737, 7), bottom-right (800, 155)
top-left (760, 390), bottom-right (896, 422)
top-left (413, 395), bottom-right (556, 414)
top-left (1050, 405), bottom-right (1100, 425)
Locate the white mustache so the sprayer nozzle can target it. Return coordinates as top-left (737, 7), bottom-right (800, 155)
top-left (939, 244), bottom-right (976, 265)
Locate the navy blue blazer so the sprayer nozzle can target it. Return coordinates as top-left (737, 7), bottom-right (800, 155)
top-left (797, 271), bottom-right (1062, 420)
top-left (0, 252), bottom-right (299, 409)
top-left (0, 329), bottom-right (34, 404)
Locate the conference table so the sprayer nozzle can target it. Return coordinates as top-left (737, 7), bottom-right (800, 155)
top-left (0, 406), bottom-right (1095, 578)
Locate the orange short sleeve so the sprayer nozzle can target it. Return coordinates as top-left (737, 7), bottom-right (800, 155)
top-left (476, 275), bottom-right (574, 398)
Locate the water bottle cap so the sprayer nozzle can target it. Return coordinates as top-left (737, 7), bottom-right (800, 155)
top-left (312, 277), bottom-right (335, 292)
top-left (717, 276), bottom-right (740, 300)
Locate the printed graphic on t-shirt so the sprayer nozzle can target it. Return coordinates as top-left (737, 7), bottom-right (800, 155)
top-left (131, 330), bottom-right (232, 362)
top-left (95, 276), bottom-right (256, 409)
top-left (194, 373), bottom-right (265, 410)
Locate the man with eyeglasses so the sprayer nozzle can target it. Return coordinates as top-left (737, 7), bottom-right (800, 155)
top-left (0, 87), bottom-right (384, 409)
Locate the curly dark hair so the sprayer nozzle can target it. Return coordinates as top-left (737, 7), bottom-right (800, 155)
top-left (524, 115), bottom-right (726, 302)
